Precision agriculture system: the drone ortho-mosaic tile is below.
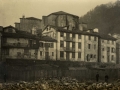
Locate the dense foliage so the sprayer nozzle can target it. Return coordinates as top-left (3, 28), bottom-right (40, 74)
top-left (80, 0), bottom-right (120, 35)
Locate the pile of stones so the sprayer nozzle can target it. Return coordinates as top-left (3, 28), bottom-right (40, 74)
top-left (0, 77), bottom-right (120, 90)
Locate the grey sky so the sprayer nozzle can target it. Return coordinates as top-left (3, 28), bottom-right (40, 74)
top-left (0, 0), bottom-right (115, 27)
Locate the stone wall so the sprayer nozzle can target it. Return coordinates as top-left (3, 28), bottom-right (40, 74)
top-left (0, 59), bottom-right (119, 82)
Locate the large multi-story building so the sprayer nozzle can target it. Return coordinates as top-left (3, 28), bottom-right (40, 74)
top-left (1, 11), bottom-right (116, 64)
top-left (41, 25), bottom-right (116, 63)
top-left (1, 25), bottom-right (39, 60)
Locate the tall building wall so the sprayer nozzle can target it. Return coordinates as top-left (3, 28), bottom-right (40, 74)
top-left (101, 39), bottom-right (116, 63)
top-left (20, 18), bottom-right (42, 33)
top-left (45, 14), bottom-right (79, 30)
top-left (84, 35), bottom-right (98, 62)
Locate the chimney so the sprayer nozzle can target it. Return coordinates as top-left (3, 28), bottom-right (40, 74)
top-left (79, 22), bottom-right (87, 31)
top-left (22, 15), bottom-right (25, 18)
top-left (93, 28), bottom-right (99, 33)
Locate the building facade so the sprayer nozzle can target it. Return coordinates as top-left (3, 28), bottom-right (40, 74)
top-left (1, 26), bottom-right (39, 60)
top-left (15, 16), bottom-right (42, 34)
top-left (37, 36), bottom-right (57, 60)
top-left (100, 38), bottom-right (116, 63)
top-left (2, 11), bottom-right (115, 64)
top-left (42, 11), bottom-right (79, 30)
top-left (42, 25), bottom-right (100, 62)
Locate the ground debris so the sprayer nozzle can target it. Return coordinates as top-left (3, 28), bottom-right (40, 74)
top-left (0, 77), bottom-right (120, 90)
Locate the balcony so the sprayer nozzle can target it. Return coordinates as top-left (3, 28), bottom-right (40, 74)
top-left (64, 47), bottom-right (75, 52)
top-left (63, 37), bottom-right (72, 41)
top-left (2, 43), bottom-right (39, 49)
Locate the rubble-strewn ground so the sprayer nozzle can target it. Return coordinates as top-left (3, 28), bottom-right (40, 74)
top-left (0, 77), bottom-right (120, 90)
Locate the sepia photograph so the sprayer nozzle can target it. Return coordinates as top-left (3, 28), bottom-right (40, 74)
top-left (0, 0), bottom-right (120, 89)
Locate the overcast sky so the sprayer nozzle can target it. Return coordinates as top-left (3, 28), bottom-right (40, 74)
top-left (0, 0), bottom-right (116, 27)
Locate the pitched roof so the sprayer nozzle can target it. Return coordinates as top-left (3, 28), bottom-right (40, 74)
top-left (40, 36), bottom-right (57, 42)
top-left (48, 11), bottom-right (79, 17)
top-left (26, 17), bottom-right (41, 20)
top-left (99, 34), bottom-right (117, 40)
top-left (2, 26), bottom-right (40, 39)
top-left (20, 17), bottom-right (41, 21)
top-left (44, 25), bottom-right (100, 37)
top-left (3, 25), bottom-right (16, 29)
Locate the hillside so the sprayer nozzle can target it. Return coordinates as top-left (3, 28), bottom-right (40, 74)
top-left (80, 0), bottom-right (120, 35)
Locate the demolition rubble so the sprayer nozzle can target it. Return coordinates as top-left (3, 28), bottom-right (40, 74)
top-left (0, 77), bottom-right (120, 90)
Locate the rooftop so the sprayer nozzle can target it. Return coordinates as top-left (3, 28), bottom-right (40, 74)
top-left (2, 26), bottom-right (40, 39)
top-left (44, 25), bottom-right (100, 37)
top-left (20, 17), bottom-right (41, 21)
top-left (48, 11), bottom-right (79, 17)
top-left (44, 25), bottom-right (117, 41)
top-left (26, 17), bottom-right (41, 20)
top-left (99, 34), bottom-right (117, 41)
top-left (40, 36), bottom-right (57, 42)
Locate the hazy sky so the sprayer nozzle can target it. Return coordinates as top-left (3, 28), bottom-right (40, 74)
top-left (0, 0), bottom-right (116, 27)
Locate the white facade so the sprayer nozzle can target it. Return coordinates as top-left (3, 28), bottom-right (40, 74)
top-left (101, 39), bottom-right (116, 63)
top-left (41, 25), bottom-right (117, 63)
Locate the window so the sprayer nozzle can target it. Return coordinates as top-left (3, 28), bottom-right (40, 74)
top-left (40, 42), bottom-right (43, 47)
top-left (17, 52), bottom-right (21, 57)
top-left (107, 40), bottom-right (110, 44)
top-left (66, 33), bottom-right (70, 39)
top-left (94, 55), bottom-right (96, 58)
top-left (102, 56), bottom-right (104, 58)
top-left (78, 42), bottom-right (81, 49)
top-left (60, 32), bottom-right (64, 37)
top-left (88, 44), bottom-right (91, 49)
top-left (40, 51), bottom-right (42, 56)
top-left (102, 40), bottom-right (104, 43)
top-left (60, 51), bottom-right (64, 57)
top-left (102, 48), bottom-right (104, 51)
top-left (50, 43), bottom-right (54, 48)
top-left (88, 36), bottom-right (91, 40)
top-left (72, 34), bottom-right (75, 38)
top-left (45, 43), bottom-right (50, 47)
top-left (87, 54), bottom-right (90, 61)
top-left (90, 54), bottom-right (93, 58)
top-left (78, 35), bottom-right (81, 39)
top-left (107, 47), bottom-right (110, 52)
top-left (52, 52), bottom-right (54, 56)
top-left (78, 52), bottom-right (81, 58)
top-left (72, 53), bottom-right (75, 58)
top-left (60, 41), bottom-right (64, 47)
top-left (111, 55), bottom-right (114, 60)
top-left (111, 48), bottom-right (115, 53)
top-left (94, 45), bottom-right (96, 49)
top-left (94, 37), bottom-right (97, 41)
top-left (72, 42), bottom-right (75, 48)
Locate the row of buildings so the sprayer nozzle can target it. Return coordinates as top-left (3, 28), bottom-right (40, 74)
top-left (0, 11), bottom-right (117, 63)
